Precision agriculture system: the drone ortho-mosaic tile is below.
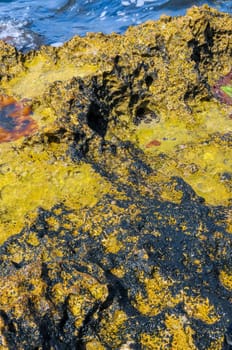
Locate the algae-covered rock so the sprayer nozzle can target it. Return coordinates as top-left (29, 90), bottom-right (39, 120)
top-left (0, 5), bottom-right (232, 349)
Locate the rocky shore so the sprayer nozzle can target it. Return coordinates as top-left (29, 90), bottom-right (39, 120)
top-left (0, 5), bottom-right (231, 349)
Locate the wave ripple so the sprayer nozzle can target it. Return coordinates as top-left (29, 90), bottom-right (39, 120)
top-left (0, 0), bottom-right (231, 51)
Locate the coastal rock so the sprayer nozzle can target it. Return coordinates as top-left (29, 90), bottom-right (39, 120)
top-left (0, 5), bottom-right (231, 349)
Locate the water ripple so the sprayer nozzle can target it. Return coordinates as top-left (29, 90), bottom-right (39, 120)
top-left (0, 0), bottom-right (231, 51)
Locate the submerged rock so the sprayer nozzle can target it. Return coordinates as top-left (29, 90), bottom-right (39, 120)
top-left (0, 95), bottom-right (37, 143)
top-left (0, 5), bottom-right (231, 350)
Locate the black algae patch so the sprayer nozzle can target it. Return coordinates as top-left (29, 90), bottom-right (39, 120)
top-left (0, 177), bottom-right (231, 349)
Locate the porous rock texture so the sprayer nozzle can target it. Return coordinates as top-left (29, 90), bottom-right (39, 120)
top-left (0, 5), bottom-right (232, 350)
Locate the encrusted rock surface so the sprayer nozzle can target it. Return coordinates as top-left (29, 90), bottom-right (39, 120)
top-left (0, 5), bottom-right (231, 349)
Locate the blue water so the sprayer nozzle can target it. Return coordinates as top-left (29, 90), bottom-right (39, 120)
top-left (0, 0), bottom-right (231, 51)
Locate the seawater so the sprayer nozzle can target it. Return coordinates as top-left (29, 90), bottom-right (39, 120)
top-left (0, 0), bottom-right (231, 51)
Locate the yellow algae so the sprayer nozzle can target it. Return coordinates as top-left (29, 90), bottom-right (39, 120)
top-left (0, 6), bottom-right (231, 349)
top-left (183, 296), bottom-right (220, 324)
top-left (2, 52), bottom-right (98, 99)
top-left (208, 336), bottom-right (224, 350)
top-left (0, 261), bottom-right (45, 318)
top-left (134, 100), bottom-right (231, 206)
top-left (86, 340), bottom-right (106, 350)
top-left (178, 143), bottom-right (231, 205)
top-left (31, 106), bottom-right (58, 131)
top-left (52, 283), bottom-right (67, 304)
top-left (53, 272), bottom-right (108, 304)
top-left (219, 269), bottom-right (232, 291)
top-left (165, 315), bottom-right (197, 350)
top-left (0, 142), bottom-right (111, 244)
top-left (9, 251), bottom-right (24, 265)
top-left (26, 232), bottom-right (40, 246)
top-left (140, 333), bottom-right (169, 350)
top-left (113, 310), bottom-right (127, 325)
top-left (30, 277), bottom-right (47, 296)
top-left (45, 216), bottom-right (60, 231)
top-left (85, 200), bottom-right (132, 237)
top-left (136, 117), bottom-right (193, 154)
top-left (87, 279), bottom-right (108, 301)
top-left (68, 294), bottom-right (89, 328)
top-left (111, 266), bottom-right (125, 278)
top-left (134, 270), bottom-right (179, 316)
top-left (99, 310), bottom-right (128, 348)
top-left (225, 209), bottom-right (232, 234)
top-left (159, 182), bottom-right (183, 204)
top-left (102, 230), bottom-right (124, 254)
top-left (52, 273), bottom-right (108, 329)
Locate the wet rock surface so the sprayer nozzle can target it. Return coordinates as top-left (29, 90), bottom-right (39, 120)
top-left (0, 5), bottom-right (232, 349)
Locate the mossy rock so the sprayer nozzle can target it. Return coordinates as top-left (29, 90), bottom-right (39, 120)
top-left (0, 5), bottom-right (232, 350)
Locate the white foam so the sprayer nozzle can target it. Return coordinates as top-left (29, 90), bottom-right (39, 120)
top-left (50, 42), bottom-right (64, 47)
top-left (0, 19), bottom-right (41, 51)
top-left (100, 10), bottom-right (107, 18)
top-left (122, 0), bottom-right (158, 7)
top-left (136, 0), bottom-right (144, 6)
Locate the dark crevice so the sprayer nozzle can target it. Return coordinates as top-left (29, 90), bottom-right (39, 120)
top-left (0, 310), bottom-right (17, 350)
top-left (104, 270), bottom-right (140, 317)
top-left (144, 74), bottom-right (154, 88)
top-left (42, 127), bottom-right (67, 144)
top-left (134, 104), bottom-right (159, 126)
top-left (86, 101), bottom-right (108, 137)
top-left (76, 285), bottom-right (114, 349)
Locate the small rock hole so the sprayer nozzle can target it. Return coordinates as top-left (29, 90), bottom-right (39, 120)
top-left (86, 101), bottom-right (108, 137)
top-left (145, 75), bottom-right (153, 88)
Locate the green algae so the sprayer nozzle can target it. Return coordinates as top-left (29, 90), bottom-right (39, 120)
top-left (221, 85), bottom-right (232, 98)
